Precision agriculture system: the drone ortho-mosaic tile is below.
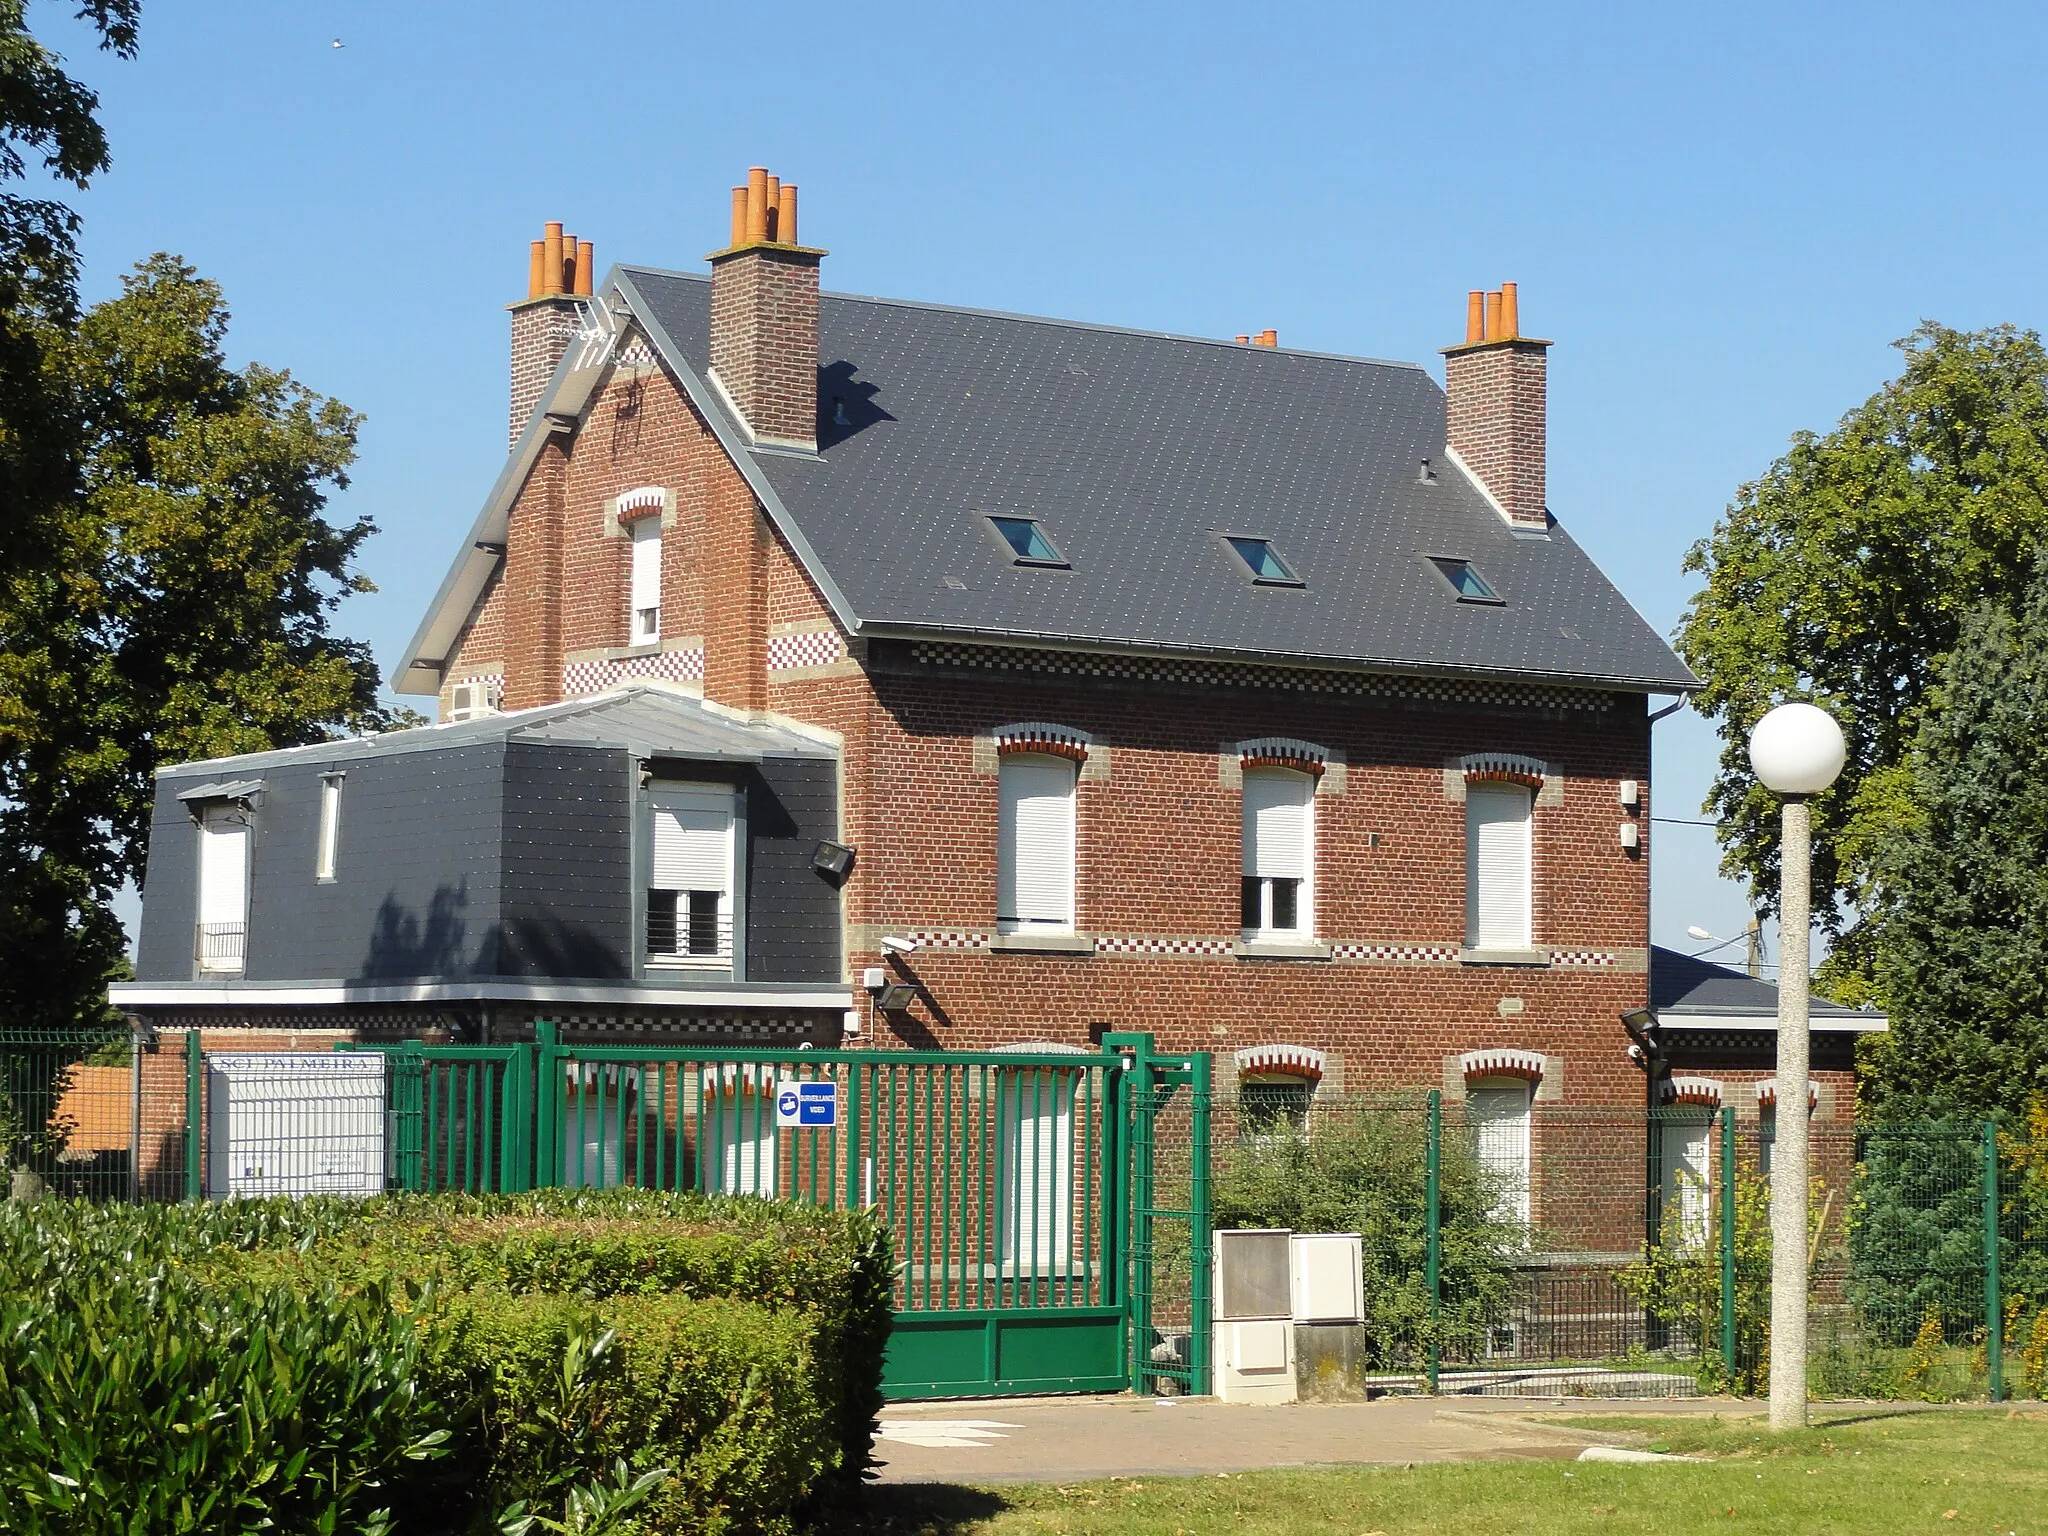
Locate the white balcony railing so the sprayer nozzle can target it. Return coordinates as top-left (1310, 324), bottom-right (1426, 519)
top-left (195, 921), bottom-right (247, 974)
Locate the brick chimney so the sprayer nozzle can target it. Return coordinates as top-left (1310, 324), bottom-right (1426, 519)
top-left (1441, 283), bottom-right (1550, 529)
top-left (507, 221), bottom-right (593, 447)
top-left (708, 167), bottom-right (824, 451)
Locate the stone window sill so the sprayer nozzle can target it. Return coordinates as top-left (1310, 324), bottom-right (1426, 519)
top-left (1232, 939), bottom-right (1334, 961)
top-left (987, 932), bottom-right (1095, 955)
top-left (1458, 947), bottom-right (1551, 968)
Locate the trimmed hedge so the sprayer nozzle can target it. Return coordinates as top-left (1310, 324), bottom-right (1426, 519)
top-left (2, 1191), bottom-right (893, 1535)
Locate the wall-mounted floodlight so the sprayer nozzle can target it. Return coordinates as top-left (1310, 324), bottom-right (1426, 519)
top-left (811, 840), bottom-right (856, 880)
top-left (874, 983), bottom-right (918, 1012)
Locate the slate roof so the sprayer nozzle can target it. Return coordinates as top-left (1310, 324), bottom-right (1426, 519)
top-left (1649, 945), bottom-right (1884, 1030)
top-left (613, 269), bottom-right (1696, 692)
top-left (155, 683), bottom-right (835, 780)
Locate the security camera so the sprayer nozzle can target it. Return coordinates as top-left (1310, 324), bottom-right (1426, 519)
top-left (880, 936), bottom-right (919, 955)
top-left (1626, 1044), bottom-right (1646, 1065)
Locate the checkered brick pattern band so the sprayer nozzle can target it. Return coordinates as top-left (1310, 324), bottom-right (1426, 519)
top-left (911, 641), bottom-right (1616, 712)
top-left (1549, 950), bottom-right (1618, 967)
top-left (617, 339), bottom-right (657, 369)
top-left (564, 648), bottom-right (706, 697)
top-left (1333, 943), bottom-right (1462, 964)
top-left (553, 1014), bottom-right (816, 1037)
top-left (1093, 934), bottom-right (1236, 956)
top-left (897, 930), bottom-right (991, 950)
top-left (767, 630), bottom-right (845, 670)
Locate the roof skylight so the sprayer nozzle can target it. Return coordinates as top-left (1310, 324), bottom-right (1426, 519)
top-left (1429, 556), bottom-right (1502, 603)
top-left (1224, 536), bottom-right (1301, 586)
top-left (986, 515), bottom-right (1067, 567)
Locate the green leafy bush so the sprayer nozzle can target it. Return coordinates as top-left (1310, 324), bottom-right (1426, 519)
top-left (2, 1191), bottom-right (893, 1534)
top-left (0, 1200), bottom-right (457, 1536)
top-left (1213, 1101), bottom-right (1526, 1366)
top-left (1615, 1163), bottom-right (1778, 1394)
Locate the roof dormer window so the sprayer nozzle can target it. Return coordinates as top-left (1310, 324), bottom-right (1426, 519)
top-left (986, 515), bottom-right (1068, 568)
top-left (1223, 536), bottom-right (1301, 586)
top-left (1429, 556), bottom-right (1503, 603)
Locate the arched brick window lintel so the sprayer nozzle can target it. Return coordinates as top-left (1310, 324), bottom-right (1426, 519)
top-left (1660, 1075), bottom-right (1723, 1107)
top-left (1234, 1043), bottom-right (1326, 1081)
top-left (1460, 752), bottom-right (1549, 791)
top-left (1460, 1047), bottom-right (1544, 1084)
top-left (1235, 737), bottom-right (1329, 776)
top-left (993, 721), bottom-right (1091, 762)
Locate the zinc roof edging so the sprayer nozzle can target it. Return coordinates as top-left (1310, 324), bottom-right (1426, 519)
top-left (391, 284), bottom-right (612, 696)
top-left (611, 270), bottom-right (864, 639)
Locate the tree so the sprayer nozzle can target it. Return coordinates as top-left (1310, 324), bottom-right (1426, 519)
top-left (1864, 566), bottom-right (2048, 1114)
top-left (0, 257), bottom-right (395, 1032)
top-left (1675, 323), bottom-right (2048, 1000)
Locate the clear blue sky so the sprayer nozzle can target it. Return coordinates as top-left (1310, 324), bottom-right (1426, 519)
top-left (40, 0), bottom-right (2048, 967)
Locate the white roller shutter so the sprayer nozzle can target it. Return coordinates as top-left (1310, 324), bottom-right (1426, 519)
top-left (1243, 770), bottom-right (1311, 879)
top-left (197, 810), bottom-right (250, 926)
top-left (650, 788), bottom-right (731, 893)
top-left (629, 519), bottom-right (662, 639)
top-left (1660, 1113), bottom-right (1714, 1249)
top-left (1465, 783), bottom-right (1533, 949)
top-left (998, 755), bottom-right (1075, 929)
top-left (1468, 1079), bottom-right (1532, 1223)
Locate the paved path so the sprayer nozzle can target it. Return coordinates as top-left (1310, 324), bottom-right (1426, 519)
top-left (873, 1395), bottom-right (1749, 1484)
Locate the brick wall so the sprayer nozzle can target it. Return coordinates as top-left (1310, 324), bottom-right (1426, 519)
top-left (452, 340), bottom-right (1686, 1110)
top-left (1444, 338), bottom-right (1549, 527)
top-left (509, 296), bottom-right (581, 447)
top-left (708, 246), bottom-right (821, 450)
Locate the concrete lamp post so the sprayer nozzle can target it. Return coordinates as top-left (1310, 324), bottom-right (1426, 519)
top-left (1747, 702), bottom-right (1847, 1430)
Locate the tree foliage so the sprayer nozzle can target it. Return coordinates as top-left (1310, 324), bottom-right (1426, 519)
top-left (0, 4), bottom-right (401, 1030)
top-left (1675, 323), bottom-right (2048, 997)
top-left (1865, 570), bottom-right (2048, 1113)
top-left (0, 257), bottom-right (393, 1030)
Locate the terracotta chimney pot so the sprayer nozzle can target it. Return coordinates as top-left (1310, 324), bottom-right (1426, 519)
top-left (575, 239), bottom-right (595, 296)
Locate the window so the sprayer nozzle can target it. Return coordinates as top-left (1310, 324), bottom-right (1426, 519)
top-left (195, 805), bottom-right (250, 975)
top-left (1759, 1105), bottom-right (1777, 1178)
top-left (1468, 1077), bottom-right (1532, 1223)
top-left (1241, 767), bottom-right (1313, 938)
top-left (705, 1068), bottom-right (778, 1197)
top-left (1465, 782), bottom-right (1533, 950)
top-left (315, 773), bottom-right (343, 882)
top-left (646, 785), bottom-right (733, 968)
top-left (1428, 556), bottom-right (1502, 603)
top-left (629, 517), bottom-right (662, 643)
top-left (1223, 536), bottom-right (1301, 585)
top-left (987, 515), bottom-right (1067, 567)
top-left (1657, 1109), bottom-right (1714, 1248)
top-left (997, 754), bottom-right (1076, 933)
top-left (1239, 1074), bottom-right (1313, 1142)
top-left (998, 1068), bottom-right (1075, 1272)
top-left (560, 1063), bottom-right (628, 1188)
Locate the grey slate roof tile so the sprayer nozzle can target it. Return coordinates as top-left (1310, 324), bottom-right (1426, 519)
top-left (623, 269), bottom-right (1697, 692)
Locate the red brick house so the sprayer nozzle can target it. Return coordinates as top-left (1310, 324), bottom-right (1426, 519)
top-left (392, 169), bottom-right (1704, 1116)
top-left (119, 170), bottom-right (1868, 1163)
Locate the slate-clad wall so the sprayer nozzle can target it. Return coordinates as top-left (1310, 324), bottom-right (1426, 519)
top-left (496, 740), bottom-right (634, 979)
top-left (744, 757), bottom-right (842, 983)
top-left (258, 744), bottom-right (508, 983)
top-left (136, 744), bottom-right (511, 983)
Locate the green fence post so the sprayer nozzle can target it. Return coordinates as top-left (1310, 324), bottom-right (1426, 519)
top-left (1188, 1048), bottom-right (1213, 1398)
top-left (183, 1030), bottom-right (203, 1202)
top-left (1426, 1088), bottom-right (1442, 1396)
top-left (843, 1061), bottom-right (864, 1211)
top-left (1720, 1103), bottom-right (1737, 1382)
top-left (1985, 1118), bottom-right (2004, 1403)
top-left (399, 1041), bottom-right (426, 1192)
top-left (534, 1021), bottom-right (560, 1188)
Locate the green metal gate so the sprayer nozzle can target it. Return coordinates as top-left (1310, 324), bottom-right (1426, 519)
top-left (341, 1027), bottom-right (1210, 1400)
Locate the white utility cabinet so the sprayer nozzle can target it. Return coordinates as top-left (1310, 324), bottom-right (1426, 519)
top-left (1290, 1232), bottom-right (1365, 1324)
top-left (1212, 1228), bottom-right (1297, 1403)
top-left (206, 1052), bottom-right (386, 1199)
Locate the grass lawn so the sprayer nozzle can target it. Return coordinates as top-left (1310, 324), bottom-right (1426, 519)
top-left (827, 1408), bottom-right (2048, 1536)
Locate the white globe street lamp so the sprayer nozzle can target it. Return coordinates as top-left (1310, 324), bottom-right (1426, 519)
top-left (1747, 701), bottom-right (1846, 1430)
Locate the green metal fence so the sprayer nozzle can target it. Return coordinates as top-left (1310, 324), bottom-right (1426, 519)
top-left (1209, 1090), bottom-right (2034, 1401)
